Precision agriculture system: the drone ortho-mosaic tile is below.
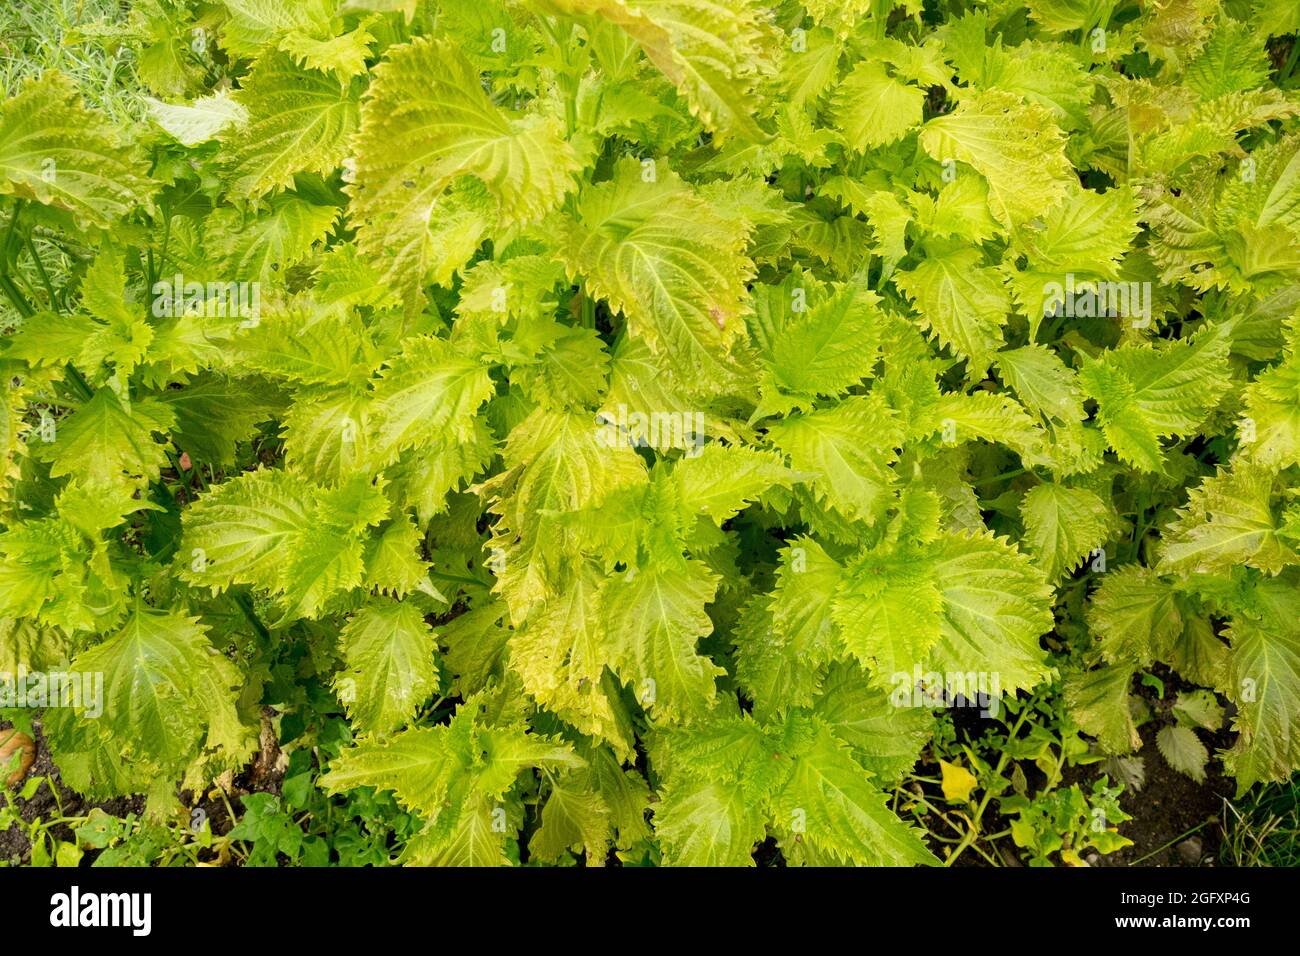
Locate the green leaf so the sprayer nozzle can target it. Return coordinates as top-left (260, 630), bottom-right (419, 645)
top-left (0, 72), bottom-right (154, 227)
top-left (1224, 578), bottom-right (1300, 791)
top-left (348, 36), bottom-right (580, 305)
top-left (604, 559), bottom-right (723, 722)
top-left (1088, 565), bottom-right (1185, 667)
top-left (539, 0), bottom-right (769, 141)
top-left (146, 90), bottom-right (248, 146)
top-left (833, 540), bottom-right (943, 682)
top-left (509, 563), bottom-right (630, 756)
top-left (918, 90), bottom-right (1071, 227)
top-left (178, 469), bottom-right (387, 619)
top-left (481, 408), bottom-right (646, 625)
top-left (232, 305), bottom-right (373, 387)
top-left (1240, 319), bottom-right (1300, 469)
top-left (773, 723), bottom-right (938, 866)
top-left (1160, 463), bottom-right (1294, 576)
top-left (1172, 689), bottom-right (1224, 732)
top-left (896, 246), bottom-right (1010, 373)
top-left (765, 279), bottom-right (884, 403)
top-left (1020, 481), bottom-right (1116, 582)
top-left (48, 605), bottom-right (251, 794)
top-left (35, 390), bottom-right (174, 493)
top-left (736, 539), bottom-right (842, 716)
top-left (334, 600), bottom-right (439, 736)
top-left (177, 468), bottom-right (316, 595)
top-left (1079, 320), bottom-right (1233, 472)
top-left (205, 195), bottom-right (339, 283)
top-left (532, 772), bottom-right (614, 865)
top-left (370, 335), bottom-right (495, 465)
top-left (1185, 18), bottom-right (1272, 99)
top-left (928, 531), bottom-right (1054, 697)
top-left (1064, 664), bottom-right (1141, 754)
top-left (219, 0), bottom-right (334, 60)
top-left (832, 60), bottom-right (925, 149)
top-left (996, 344), bottom-right (1085, 423)
top-left (223, 55), bottom-right (360, 197)
top-left (674, 444), bottom-right (795, 524)
top-left (154, 375), bottom-right (277, 466)
top-left (654, 780), bottom-right (765, 866)
top-left (812, 663), bottom-right (933, 784)
top-left (560, 158), bottom-right (753, 391)
top-left (1156, 725), bottom-right (1208, 783)
top-left (321, 701), bottom-right (581, 860)
top-left (766, 393), bottom-right (902, 524)
top-left (1018, 184), bottom-right (1139, 277)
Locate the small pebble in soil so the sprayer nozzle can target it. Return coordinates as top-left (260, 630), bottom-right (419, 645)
top-left (1177, 836), bottom-right (1203, 865)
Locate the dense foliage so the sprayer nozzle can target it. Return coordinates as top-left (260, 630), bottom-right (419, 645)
top-left (2, 0), bottom-right (1300, 866)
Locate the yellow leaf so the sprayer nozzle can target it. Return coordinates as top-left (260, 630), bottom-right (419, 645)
top-left (939, 759), bottom-right (979, 802)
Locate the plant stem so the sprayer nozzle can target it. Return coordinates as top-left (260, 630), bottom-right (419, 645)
top-left (0, 272), bottom-right (33, 318)
top-left (1129, 819), bottom-right (1209, 865)
top-left (1, 199), bottom-right (24, 266)
top-left (975, 467), bottom-right (1028, 488)
top-left (1281, 39), bottom-right (1300, 85)
top-left (429, 569), bottom-right (485, 589)
top-left (157, 213), bottom-right (171, 281)
top-left (944, 696), bottom-right (1038, 866)
top-left (63, 363), bottom-right (93, 402)
top-left (233, 591), bottom-right (271, 642)
top-left (25, 233), bottom-right (57, 308)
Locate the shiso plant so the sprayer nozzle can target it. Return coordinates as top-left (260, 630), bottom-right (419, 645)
top-left (1, 0), bottom-right (1299, 867)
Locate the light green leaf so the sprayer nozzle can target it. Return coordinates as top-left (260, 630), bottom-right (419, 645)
top-left (1020, 482), bottom-right (1116, 582)
top-left (0, 72), bottom-right (154, 228)
top-left (604, 559), bottom-right (723, 722)
top-left (1156, 725), bottom-right (1209, 783)
top-left (919, 90), bottom-right (1071, 227)
top-left (223, 55), bottom-right (360, 197)
top-left (895, 247), bottom-right (1010, 373)
top-left (146, 90), bottom-right (248, 146)
top-left (349, 36), bottom-right (579, 305)
top-left (334, 600), bottom-right (438, 736)
top-left (560, 158), bottom-right (753, 391)
top-left (832, 60), bottom-right (925, 149)
top-left (1064, 664), bottom-right (1141, 754)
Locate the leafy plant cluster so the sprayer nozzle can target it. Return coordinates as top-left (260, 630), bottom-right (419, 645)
top-left (2, 0), bottom-right (1300, 866)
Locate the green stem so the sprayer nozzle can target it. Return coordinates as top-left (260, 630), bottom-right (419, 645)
top-left (164, 448), bottom-right (193, 495)
top-left (157, 213), bottom-right (171, 282)
top-left (1280, 39), bottom-right (1300, 85)
top-left (1127, 492), bottom-right (1151, 562)
top-left (974, 467), bottom-right (1028, 488)
top-left (1, 199), bottom-right (24, 266)
top-left (0, 203), bottom-right (42, 325)
top-left (944, 697), bottom-right (1038, 867)
top-left (63, 363), bottom-right (93, 402)
top-left (233, 591), bottom-right (271, 642)
top-left (429, 569), bottom-right (485, 589)
top-left (25, 233), bottom-right (57, 308)
top-left (1125, 115), bottom-right (1134, 183)
top-left (1129, 819), bottom-right (1209, 865)
top-left (0, 272), bottom-right (33, 318)
top-left (1039, 309), bottom-right (1067, 344)
top-left (534, 15), bottom-right (578, 134)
